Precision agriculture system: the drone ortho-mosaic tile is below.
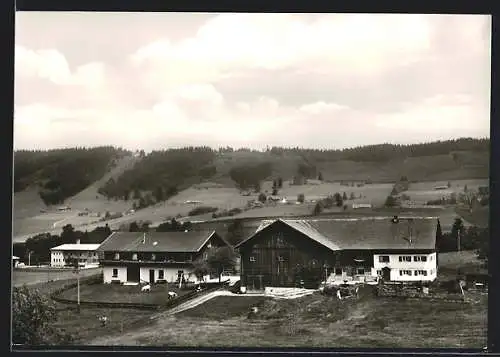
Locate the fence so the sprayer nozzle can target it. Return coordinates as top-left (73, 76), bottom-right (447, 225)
top-left (376, 282), bottom-right (466, 302)
top-left (50, 279), bottom-right (229, 311)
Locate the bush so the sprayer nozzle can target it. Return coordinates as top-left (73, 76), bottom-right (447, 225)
top-left (13, 286), bottom-right (73, 345)
top-left (297, 193), bottom-right (305, 203)
top-left (258, 193), bottom-right (267, 203)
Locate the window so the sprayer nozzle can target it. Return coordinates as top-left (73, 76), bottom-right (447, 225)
top-left (376, 270), bottom-right (382, 275)
top-left (158, 269), bottom-right (164, 279)
top-left (250, 256), bottom-right (256, 262)
top-left (399, 256), bottom-right (411, 262)
top-left (114, 253), bottom-right (120, 260)
top-left (112, 268), bottom-right (118, 278)
top-left (414, 270), bottom-right (428, 276)
top-left (151, 253), bottom-right (156, 261)
top-left (414, 256), bottom-right (428, 262)
top-left (278, 256), bottom-right (285, 262)
top-left (400, 270), bottom-right (412, 276)
top-left (379, 255), bottom-right (390, 263)
top-left (132, 253), bottom-right (138, 261)
top-left (357, 268), bottom-right (365, 275)
top-left (335, 268), bottom-right (342, 275)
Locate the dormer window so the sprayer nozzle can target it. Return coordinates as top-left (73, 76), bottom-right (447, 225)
top-left (151, 253), bottom-right (156, 261)
top-left (114, 253), bottom-right (120, 260)
top-left (132, 253), bottom-right (138, 261)
top-left (250, 256), bottom-right (256, 262)
top-left (278, 256), bottom-right (285, 262)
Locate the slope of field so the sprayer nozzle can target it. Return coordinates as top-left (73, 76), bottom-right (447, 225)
top-left (65, 154), bottom-right (141, 213)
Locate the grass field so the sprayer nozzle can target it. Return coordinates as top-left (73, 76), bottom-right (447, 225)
top-left (13, 268), bottom-right (103, 287)
top-left (89, 289), bottom-right (487, 348)
top-left (58, 283), bottom-right (191, 305)
top-left (404, 179), bottom-right (489, 205)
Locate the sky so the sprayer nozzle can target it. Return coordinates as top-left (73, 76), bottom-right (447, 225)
top-left (14, 13), bottom-right (491, 151)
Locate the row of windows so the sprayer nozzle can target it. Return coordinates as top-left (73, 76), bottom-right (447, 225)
top-left (111, 268), bottom-right (168, 280)
top-left (378, 255), bottom-right (433, 263)
top-left (112, 253), bottom-right (193, 261)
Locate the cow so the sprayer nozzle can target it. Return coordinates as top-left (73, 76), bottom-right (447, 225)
top-left (168, 291), bottom-right (178, 299)
top-left (141, 284), bottom-right (151, 292)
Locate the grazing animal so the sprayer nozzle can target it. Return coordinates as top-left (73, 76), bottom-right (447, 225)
top-left (141, 284), bottom-right (151, 292)
top-left (168, 291), bottom-right (178, 299)
top-left (98, 315), bottom-right (108, 326)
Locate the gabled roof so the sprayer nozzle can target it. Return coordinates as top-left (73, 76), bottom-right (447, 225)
top-left (50, 244), bottom-right (101, 251)
top-left (96, 230), bottom-right (222, 253)
top-left (236, 217), bottom-right (437, 251)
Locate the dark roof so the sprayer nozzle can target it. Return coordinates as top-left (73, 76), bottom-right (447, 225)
top-left (235, 217), bottom-right (437, 251)
top-left (97, 230), bottom-right (219, 253)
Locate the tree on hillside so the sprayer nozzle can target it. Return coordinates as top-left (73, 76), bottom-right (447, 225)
top-left (313, 202), bottom-right (323, 216)
top-left (333, 193), bottom-right (343, 207)
top-left (436, 219), bottom-right (443, 247)
top-left (207, 246), bottom-right (237, 283)
top-left (255, 182), bottom-right (261, 193)
top-left (258, 193), bottom-right (267, 203)
top-left (297, 193), bottom-right (305, 203)
top-left (384, 195), bottom-right (397, 207)
top-left (154, 186), bottom-right (164, 202)
top-left (272, 180), bottom-right (277, 189)
top-left (447, 181), bottom-right (452, 188)
top-left (342, 192), bottom-right (348, 201)
top-left (272, 188), bottom-right (278, 196)
top-left (278, 177), bottom-right (283, 188)
top-left (318, 172), bottom-right (323, 181)
top-left (350, 192), bottom-right (355, 200)
top-left (400, 176), bottom-right (408, 182)
top-left (226, 219), bottom-right (245, 246)
top-left (464, 184), bottom-right (468, 193)
top-left (452, 217), bottom-right (465, 251)
top-left (13, 286), bottom-right (73, 345)
top-left (129, 221), bottom-right (140, 232)
top-left (192, 259), bottom-right (210, 284)
top-left (133, 189), bottom-right (141, 200)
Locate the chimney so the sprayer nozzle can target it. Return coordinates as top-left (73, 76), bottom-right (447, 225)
top-left (76, 238), bottom-right (81, 245)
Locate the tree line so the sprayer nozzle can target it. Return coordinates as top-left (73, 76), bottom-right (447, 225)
top-left (14, 147), bottom-right (130, 205)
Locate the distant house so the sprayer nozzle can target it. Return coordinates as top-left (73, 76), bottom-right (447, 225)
top-left (235, 217), bottom-right (438, 291)
top-left (352, 203), bottom-right (372, 209)
top-left (12, 256), bottom-right (20, 268)
top-left (97, 230), bottom-right (230, 285)
top-left (433, 186), bottom-right (449, 191)
top-left (57, 206), bottom-right (71, 211)
top-left (50, 240), bottom-right (100, 268)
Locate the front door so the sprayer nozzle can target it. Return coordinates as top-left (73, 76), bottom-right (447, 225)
top-left (382, 267), bottom-right (391, 281)
top-left (149, 269), bottom-right (155, 284)
top-left (127, 265), bottom-right (140, 282)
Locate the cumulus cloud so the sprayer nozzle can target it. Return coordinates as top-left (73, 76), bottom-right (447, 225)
top-left (13, 13), bottom-right (491, 150)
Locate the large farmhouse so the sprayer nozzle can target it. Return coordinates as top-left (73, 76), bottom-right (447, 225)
top-left (235, 216), bottom-right (438, 291)
top-left (97, 230), bottom-right (230, 284)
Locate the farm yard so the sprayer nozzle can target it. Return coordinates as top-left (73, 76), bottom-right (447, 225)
top-left (58, 282), bottom-right (190, 306)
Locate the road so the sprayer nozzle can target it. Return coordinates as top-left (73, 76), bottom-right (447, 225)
top-left (13, 267), bottom-right (102, 287)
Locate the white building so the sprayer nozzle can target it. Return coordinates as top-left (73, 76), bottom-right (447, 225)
top-left (50, 241), bottom-right (101, 268)
top-left (97, 230), bottom-right (231, 285)
top-left (372, 252), bottom-right (437, 282)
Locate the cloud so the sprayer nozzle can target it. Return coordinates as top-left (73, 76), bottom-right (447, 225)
top-left (15, 45), bottom-right (106, 88)
top-left (14, 13), bottom-right (491, 150)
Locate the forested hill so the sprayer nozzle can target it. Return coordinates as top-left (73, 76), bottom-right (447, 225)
top-left (14, 138), bottom-right (489, 205)
top-left (14, 147), bottom-right (131, 205)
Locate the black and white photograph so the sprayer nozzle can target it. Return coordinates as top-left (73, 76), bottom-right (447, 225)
top-left (12, 12), bottom-right (490, 349)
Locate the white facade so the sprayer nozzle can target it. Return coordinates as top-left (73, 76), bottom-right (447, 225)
top-left (371, 253), bottom-right (437, 282)
top-left (50, 244), bottom-right (100, 268)
top-left (103, 266), bottom-right (128, 283)
top-left (103, 265), bottom-right (205, 284)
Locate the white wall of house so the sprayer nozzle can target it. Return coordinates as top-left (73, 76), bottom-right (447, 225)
top-left (50, 251), bottom-right (66, 267)
top-left (51, 250), bottom-right (99, 267)
top-left (139, 267), bottom-right (197, 284)
top-left (103, 266), bottom-right (128, 283)
top-left (371, 253), bottom-right (437, 281)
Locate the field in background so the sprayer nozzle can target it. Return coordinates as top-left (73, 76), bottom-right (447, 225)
top-left (14, 168), bottom-right (489, 242)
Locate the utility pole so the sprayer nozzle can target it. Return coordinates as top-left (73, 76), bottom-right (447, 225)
top-left (458, 229), bottom-right (461, 252)
top-left (73, 259), bottom-right (80, 313)
top-left (28, 251), bottom-right (32, 267)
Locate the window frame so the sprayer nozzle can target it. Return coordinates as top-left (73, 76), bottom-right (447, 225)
top-left (112, 268), bottom-right (118, 278)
